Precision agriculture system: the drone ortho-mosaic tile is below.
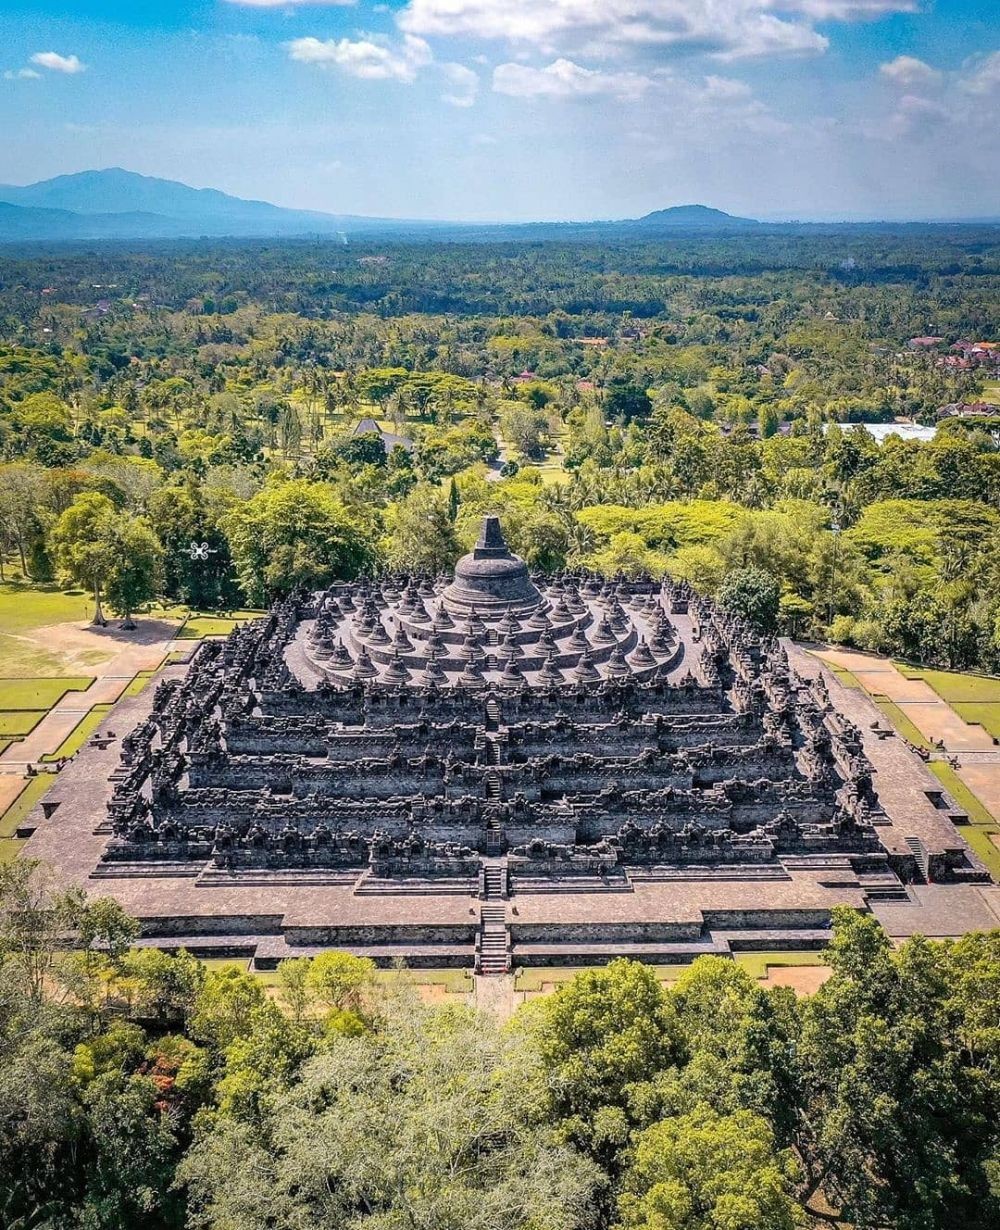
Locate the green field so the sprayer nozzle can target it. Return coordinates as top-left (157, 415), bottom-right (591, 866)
top-left (0, 582), bottom-right (93, 633)
top-left (0, 711), bottom-right (47, 737)
top-left (927, 761), bottom-right (997, 825)
top-left (0, 677), bottom-right (92, 710)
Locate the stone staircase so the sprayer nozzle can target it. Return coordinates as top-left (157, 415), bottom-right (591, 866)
top-left (477, 863), bottom-right (509, 976)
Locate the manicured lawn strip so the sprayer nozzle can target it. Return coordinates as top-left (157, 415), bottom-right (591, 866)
top-left (40, 704), bottom-right (114, 762)
top-left (122, 670), bottom-right (157, 698)
top-left (513, 952), bottom-right (829, 993)
top-left (829, 665), bottom-right (865, 690)
top-left (894, 665), bottom-right (1000, 704)
top-left (0, 677), bottom-right (93, 710)
top-left (927, 761), bottom-right (997, 825)
top-left (733, 951), bottom-right (831, 979)
top-left (195, 959), bottom-right (472, 996)
top-left (0, 838), bottom-right (26, 864)
top-left (176, 612), bottom-right (262, 640)
top-left (959, 826), bottom-right (1000, 882)
top-left (0, 711), bottom-right (47, 737)
top-left (872, 697), bottom-right (934, 750)
top-left (0, 773), bottom-right (55, 838)
top-left (952, 703), bottom-right (1000, 741)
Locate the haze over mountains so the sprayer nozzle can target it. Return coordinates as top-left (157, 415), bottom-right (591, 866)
top-left (0, 169), bottom-right (993, 242)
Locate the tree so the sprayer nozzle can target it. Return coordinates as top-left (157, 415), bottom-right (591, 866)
top-left (717, 565), bottom-right (781, 634)
top-left (224, 479), bottom-right (374, 604)
top-left (534, 959), bottom-right (682, 1157)
top-left (305, 951), bottom-right (377, 1017)
top-left (387, 484), bottom-right (461, 574)
top-left (500, 404), bottom-right (547, 459)
top-left (605, 376), bottom-right (652, 424)
top-left (616, 1104), bottom-right (802, 1230)
top-left (51, 492), bottom-right (162, 629)
top-left (799, 908), bottom-right (1000, 1229)
top-left (49, 492), bottom-right (116, 626)
top-left (102, 513), bottom-right (163, 629)
top-left (180, 1001), bottom-right (602, 1230)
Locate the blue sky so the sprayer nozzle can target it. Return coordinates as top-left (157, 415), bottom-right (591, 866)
top-left (2, 0), bottom-right (998, 220)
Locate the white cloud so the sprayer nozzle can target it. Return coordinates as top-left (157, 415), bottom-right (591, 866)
top-left (879, 55), bottom-right (941, 88)
top-left (440, 62), bottom-right (479, 106)
top-left (493, 58), bottom-right (653, 101)
top-left (4, 68), bottom-right (41, 80)
top-left (395, 0), bottom-right (919, 60)
top-left (30, 51), bottom-right (85, 74)
top-left (959, 51), bottom-right (1000, 96)
top-left (286, 34), bottom-right (432, 81)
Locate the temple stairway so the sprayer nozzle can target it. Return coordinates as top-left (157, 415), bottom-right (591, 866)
top-left (478, 863), bottom-right (509, 975)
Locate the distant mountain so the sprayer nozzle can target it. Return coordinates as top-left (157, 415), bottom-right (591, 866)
top-left (0, 170), bottom-right (988, 243)
top-left (0, 200), bottom-right (201, 240)
top-left (633, 204), bottom-right (759, 228)
top-left (0, 168), bottom-right (417, 240)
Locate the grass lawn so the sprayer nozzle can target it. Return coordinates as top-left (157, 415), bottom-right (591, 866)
top-left (952, 704), bottom-right (1000, 741)
top-left (893, 666), bottom-right (1000, 740)
top-left (121, 670), bottom-right (158, 698)
top-left (896, 665), bottom-right (1000, 704)
top-left (828, 665), bottom-right (864, 690)
top-left (959, 826), bottom-right (1000, 882)
top-left (0, 711), bottom-right (47, 738)
top-left (0, 772), bottom-right (55, 838)
top-left (0, 838), bottom-right (27, 863)
top-left (513, 951), bottom-right (829, 993)
top-left (0, 677), bottom-right (92, 710)
top-left (927, 761), bottom-right (997, 825)
top-left (873, 697), bottom-right (933, 750)
top-left (176, 611), bottom-right (262, 640)
top-left (196, 958), bottom-right (472, 997)
top-left (41, 703), bottom-right (114, 762)
top-left (0, 582), bottom-right (93, 634)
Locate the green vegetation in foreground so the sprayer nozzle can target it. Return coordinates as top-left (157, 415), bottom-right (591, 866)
top-left (40, 703), bottom-right (114, 762)
top-left (5, 881), bottom-right (998, 1230)
top-left (0, 677), bottom-right (92, 710)
top-left (0, 772), bottom-right (55, 837)
top-left (928, 761), bottom-right (998, 826)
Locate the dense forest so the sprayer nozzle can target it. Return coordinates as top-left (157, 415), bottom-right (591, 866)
top-left (2, 858), bottom-right (999, 1230)
top-left (1, 231), bottom-right (999, 668)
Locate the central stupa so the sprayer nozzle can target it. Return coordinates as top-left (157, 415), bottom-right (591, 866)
top-left (440, 515), bottom-right (542, 616)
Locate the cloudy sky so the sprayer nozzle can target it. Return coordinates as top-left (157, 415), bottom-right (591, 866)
top-left (2, 0), bottom-right (998, 221)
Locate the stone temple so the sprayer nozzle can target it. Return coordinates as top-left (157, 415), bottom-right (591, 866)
top-left (22, 517), bottom-right (999, 973)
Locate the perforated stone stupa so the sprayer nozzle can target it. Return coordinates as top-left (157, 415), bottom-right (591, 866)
top-left (20, 516), bottom-right (996, 974)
